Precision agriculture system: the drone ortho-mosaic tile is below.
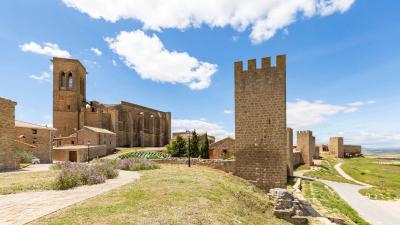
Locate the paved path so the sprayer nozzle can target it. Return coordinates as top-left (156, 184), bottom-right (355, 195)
top-left (1, 164), bottom-right (52, 174)
top-left (334, 163), bottom-right (370, 186)
top-left (298, 162), bottom-right (400, 225)
top-left (0, 170), bottom-right (140, 225)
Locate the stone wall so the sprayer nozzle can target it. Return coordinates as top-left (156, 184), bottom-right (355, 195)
top-left (234, 55), bottom-right (287, 190)
top-left (0, 97), bottom-right (18, 170)
top-left (209, 137), bottom-right (235, 159)
top-left (292, 151), bottom-right (302, 168)
top-left (344, 145), bottom-right (361, 154)
top-left (286, 128), bottom-right (293, 176)
top-left (154, 158), bottom-right (235, 173)
top-left (297, 131), bottom-right (313, 168)
top-left (329, 137), bottom-right (344, 158)
top-left (53, 145), bottom-right (107, 162)
top-left (15, 125), bottom-right (54, 163)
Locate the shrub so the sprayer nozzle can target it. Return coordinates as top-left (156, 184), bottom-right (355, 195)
top-left (119, 158), bottom-right (160, 171)
top-left (14, 149), bottom-right (33, 163)
top-left (53, 161), bottom-right (118, 190)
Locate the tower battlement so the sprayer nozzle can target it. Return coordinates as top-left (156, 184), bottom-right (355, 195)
top-left (234, 55), bottom-right (286, 74)
top-left (234, 54), bottom-right (287, 190)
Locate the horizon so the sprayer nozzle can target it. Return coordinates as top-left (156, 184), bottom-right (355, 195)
top-left (1, 0), bottom-right (400, 148)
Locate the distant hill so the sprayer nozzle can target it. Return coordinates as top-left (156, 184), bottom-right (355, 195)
top-left (363, 148), bottom-right (400, 154)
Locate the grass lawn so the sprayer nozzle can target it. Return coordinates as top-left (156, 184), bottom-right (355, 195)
top-left (302, 180), bottom-right (370, 225)
top-left (304, 156), bottom-right (356, 184)
top-left (342, 157), bottom-right (400, 200)
top-left (0, 170), bottom-right (57, 195)
top-left (31, 165), bottom-right (289, 225)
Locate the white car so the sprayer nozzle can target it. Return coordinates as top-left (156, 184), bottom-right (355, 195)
top-left (31, 156), bottom-right (40, 164)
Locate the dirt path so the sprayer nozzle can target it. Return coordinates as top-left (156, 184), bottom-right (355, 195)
top-left (0, 170), bottom-right (140, 225)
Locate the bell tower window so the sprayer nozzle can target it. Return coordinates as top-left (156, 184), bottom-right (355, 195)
top-left (68, 72), bottom-right (73, 88)
top-left (60, 72), bottom-right (65, 88)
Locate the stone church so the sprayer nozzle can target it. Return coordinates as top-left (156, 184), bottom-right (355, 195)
top-left (52, 57), bottom-right (171, 147)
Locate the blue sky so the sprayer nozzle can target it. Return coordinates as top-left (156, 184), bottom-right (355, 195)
top-left (1, 0), bottom-right (400, 147)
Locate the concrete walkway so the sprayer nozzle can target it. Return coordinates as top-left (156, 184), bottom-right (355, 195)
top-left (298, 162), bottom-right (400, 225)
top-left (0, 170), bottom-right (140, 225)
top-left (334, 163), bottom-right (371, 186)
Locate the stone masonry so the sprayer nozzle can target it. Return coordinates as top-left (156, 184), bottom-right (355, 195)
top-left (52, 57), bottom-right (171, 147)
top-left (0, 97), bottom-right (18, 170)
top-left (234, 55), bottom-right (287, 190)
top-left (297, 131), bottom-right (313, 168)
top-left (329, 137), bottom-right (344, 158)
top-left (287, 128), bottom-right (293, 176)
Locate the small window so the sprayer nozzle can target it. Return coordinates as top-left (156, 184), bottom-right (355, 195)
top-left (67, 105), bottom-right (71, 110)
top-left (68, 73), bottom-right (73, 88)
top-left (32, 140), bottom-right (36, 144)
top-left (60, 72), bottom-right (65, 88)
top-left (32, 129), bottom-right (37, 134)
top-left (71, 141), bottom-right (75, 145)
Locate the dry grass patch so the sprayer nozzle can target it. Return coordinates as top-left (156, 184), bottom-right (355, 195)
top-left (0, 170), bottom-right (57, 195)
top-left (31, 165), bottom-right (289, 225)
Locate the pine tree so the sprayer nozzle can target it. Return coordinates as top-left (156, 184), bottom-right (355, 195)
top-left (190, 130), bottom-right (200, 157)
top-left (175, 135), bottom-right (187, 157)
top-left (200, 133), bottom-right (210, 159)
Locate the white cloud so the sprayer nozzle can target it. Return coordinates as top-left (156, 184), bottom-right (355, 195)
top-left (106, 30), bottom-right (217, 90)
top-left (288, 99), bottom-right (374, 129)
top-left (112, 59), bottom-right (118, 66)
top-left (224, 109), bottom-right (233, 114)
top-left (19, 42), bottom-right (71, 58)
top-left (326, 131), bottom-right (400, 148)
top-left (172, 119), bottom-right (233, 140)
top-left (348, 100), bottom-right (376, 107)
top-left (90, 47), bottom-right (102, 56)
top-left (30, 72), bottom-right (51, 83)
top-left (63, 0), bottom-right (355, 43)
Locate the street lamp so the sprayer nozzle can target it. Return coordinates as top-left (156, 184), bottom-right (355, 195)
top-left (87, 140), bottom-right (91, 163)
top-left (186, 130), bottom-right (191, 167)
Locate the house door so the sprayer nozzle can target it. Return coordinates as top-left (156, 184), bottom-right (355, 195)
top-left (69, 151), bottom-right (77, 162)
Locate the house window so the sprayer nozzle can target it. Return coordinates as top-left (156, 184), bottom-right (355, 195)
top-left (67, 105), bottom-right (71, 110)
top-left (32, 129), bottom-right (37, 134)
top-left (71, 141), bottom-right (75, 145)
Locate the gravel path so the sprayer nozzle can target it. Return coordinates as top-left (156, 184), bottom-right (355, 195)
top-left (0, 170), bottom-right (140, 225)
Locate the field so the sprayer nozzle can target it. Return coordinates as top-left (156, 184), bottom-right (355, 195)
top-left (31, 165), bottom-right (289, 225)
top-left (303, 156), bottom-right (356, 184)
top-left (0, 170), bottom-right (57, 195)
top-left (342, 157), bottom-right (400, 200)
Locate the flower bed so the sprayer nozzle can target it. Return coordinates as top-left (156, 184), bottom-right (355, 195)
top-left (118, 151), bottom-right (171, 160)
top-left (52, 161), bottom-right (119, 190)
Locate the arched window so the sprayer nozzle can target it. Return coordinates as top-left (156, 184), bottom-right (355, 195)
top-left (68, 73), bottom-right (73, 88)
top-left (60, 72), bottom-right (65, 88)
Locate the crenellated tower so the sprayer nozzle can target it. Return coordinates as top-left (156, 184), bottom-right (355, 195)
top-left (52, 57), bottom-right (87, 137)
top-left (297, 130), bottom-right (314, 168)
top-left (234, 55), bottom-right (287, 190)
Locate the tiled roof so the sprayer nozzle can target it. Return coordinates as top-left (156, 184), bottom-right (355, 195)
top-left (15, 120), bottom-right (56, 130)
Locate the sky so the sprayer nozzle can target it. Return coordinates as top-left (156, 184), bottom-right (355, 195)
top-left (1, 0), bottom-right (400, 148)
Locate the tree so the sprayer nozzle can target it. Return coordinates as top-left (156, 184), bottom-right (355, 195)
top-left (167, 135), bottom-right (186, 157)
top-left (200, 133), bottom-right (210, 159)
top-left (189, 130), bottom-right (200, 157)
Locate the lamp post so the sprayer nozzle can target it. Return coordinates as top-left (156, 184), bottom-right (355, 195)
top-left (186, 130), bottom-right (191, 167)
top-left (87, 141), bottom-right (91, 163)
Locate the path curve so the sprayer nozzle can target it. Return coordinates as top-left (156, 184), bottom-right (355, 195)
top-left (334, 163), bottom-right (371, 186)
top-left (0, 170), bottom-right (140, 225)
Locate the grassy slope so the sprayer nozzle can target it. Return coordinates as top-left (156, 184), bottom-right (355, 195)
top-left (342, 157), bottom-right (400, 200)
top-left (304, 156), bottom-right (356, 184)
top-left (31, 165), bottom-right (289, 225)
top-left (0, 170), bottom-right (57, 195)
top-left (302, 180), bottom-right (370, 225)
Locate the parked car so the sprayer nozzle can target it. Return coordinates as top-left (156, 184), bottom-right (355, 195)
top-left (31, 156), bottom-right (40, 164)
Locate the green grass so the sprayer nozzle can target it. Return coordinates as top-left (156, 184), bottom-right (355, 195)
top-left (31, 165), bottom-right (290, 225)
top-left (304, 156), bottom-right (356, 184)
top-left (342, 157), bottom-right (400, 200)
top-left (118, 151), bottom-right (171, 160)
top-left (302, 180), bottom-right (370, 225)
top-left (0, 170), bottom-right (57, 195)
